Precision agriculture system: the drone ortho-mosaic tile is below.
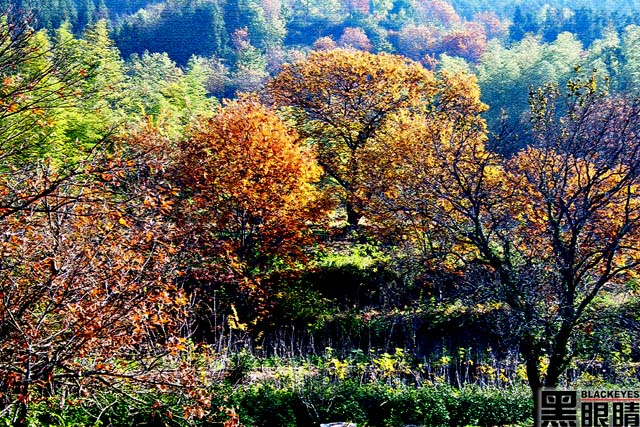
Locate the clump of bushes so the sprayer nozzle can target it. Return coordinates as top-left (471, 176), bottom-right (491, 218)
top-left (5, 377), bottom-right (532, 427)
top-left (228, 380), bottom-right (532, 427)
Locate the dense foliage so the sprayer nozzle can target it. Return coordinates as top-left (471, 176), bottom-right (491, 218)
top-left (2, 1), bottom-right (640, 426)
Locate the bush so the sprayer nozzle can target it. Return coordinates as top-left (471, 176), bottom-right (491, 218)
top-left (233, 379), bottom-right (530, 427)
top-left (446, 385), bottom-right (532, 427)
top-left (234, 385), bottom-right (298, 427)
top-left (0, 370), bottom-right (533, 427)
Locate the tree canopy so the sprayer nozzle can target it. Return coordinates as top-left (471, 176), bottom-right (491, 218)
top-left (267, 48), bottom-right (438, 227)
top-left (3, 3), bottom-right (640, 426)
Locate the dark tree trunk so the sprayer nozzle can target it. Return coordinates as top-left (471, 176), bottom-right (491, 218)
top-left (527, 358), bottom-right (542, 427)
top-left (15, 402), bottom-right (27, 427)
top-left (522, 339), bottom-right (543, 426)
top-left (523, 329), bottom-right (572, 427)
top-left (346, 202), bottom-right (359, 230)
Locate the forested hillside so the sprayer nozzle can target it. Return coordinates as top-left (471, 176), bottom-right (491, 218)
top-left (1, 1), bottom-right (640, 426)
top-left (9, 0), bottom-right (640, 134)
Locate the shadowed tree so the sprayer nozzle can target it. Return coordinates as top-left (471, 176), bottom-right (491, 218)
top-left (361, 73), bottom-right (640, 423)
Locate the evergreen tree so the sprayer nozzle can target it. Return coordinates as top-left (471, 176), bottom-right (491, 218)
top-left (620, 24), bottom-right (640, 93)
top-left (116, 0), bottom-right (229, 66)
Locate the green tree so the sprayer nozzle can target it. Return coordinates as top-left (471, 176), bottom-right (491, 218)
top-left (0, 12), bottom-right (87, 165)
top-left (229, 28), bottom-right (269, 94)
top-left (187, 55), bottom-right (230, 99)
top-left (584, 28), bottom-right (622, 91)
top-left (51, 20), bottom-right (127, 152)
top-left (124, 52), bottom-right (215, 136)
top-left (437, 53), bottom-right (472, 74)
top-left (115, 0), bottom-right (230, 66)
top-left (477, 36), bottom-right (544, 143)
top-left (620, 24), bottom-right (640, 93)
top-left (284, 0), bottom-right (348, 46)
top-left (477, 33), bottom-right (582, 151)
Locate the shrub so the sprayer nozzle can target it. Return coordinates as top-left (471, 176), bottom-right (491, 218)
top-left (234, 385), bottom-right (298, 427)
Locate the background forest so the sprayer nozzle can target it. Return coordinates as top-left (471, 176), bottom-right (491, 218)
top-left (2, 0), bottom-right (640, 426)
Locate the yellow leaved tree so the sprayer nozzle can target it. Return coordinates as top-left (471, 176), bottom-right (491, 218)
top-left (267, 48), bottom-right (440, 229)
top-left (361, 72), bottom-right (640, 421)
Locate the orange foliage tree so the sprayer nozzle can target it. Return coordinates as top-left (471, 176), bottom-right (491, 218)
top-left (356, 70), bottom-right (489, 254)
top-left (506, 83), bottom-right (640, 397)
top-left (0, 10), bottom-right (191, 424)
top-left (0, 125), bottom-right (188, 426)
top-left (176, 98), bottom-right (327, 281)
top-left (267, 49), bottom-right (438, 228)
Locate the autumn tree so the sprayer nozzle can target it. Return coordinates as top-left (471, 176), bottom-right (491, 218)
top-left (413, 0), bottom-right (461, 29)
top-left (473, 10), bottom-right (509, 39)
top-left (176, 98), bottom-right (328, 280)
top-left (171, 98), bottom-right (331, 341)
top-left (395, 24), bottom-right (440, 63)
top-left (0, 11), bottom-right (190, 423)
top-left (0, 123), bottom-right (189, 427)
top-left (266, 49), bottom-right (437, 228)
top-left (186, 55), bottom-right (230, 99)
top-left (510, 80), bottom-right (640, 394)
top-left (312, 36), bottom-right (338, 51)
top-left (337, 27), bottom-right (373, 51)
top-left (437, 22), bottom-right (487, 63)
top-left (356, 70), bottom-right (488, 252)
top-left (363, 73), bottom-right (640, 423)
